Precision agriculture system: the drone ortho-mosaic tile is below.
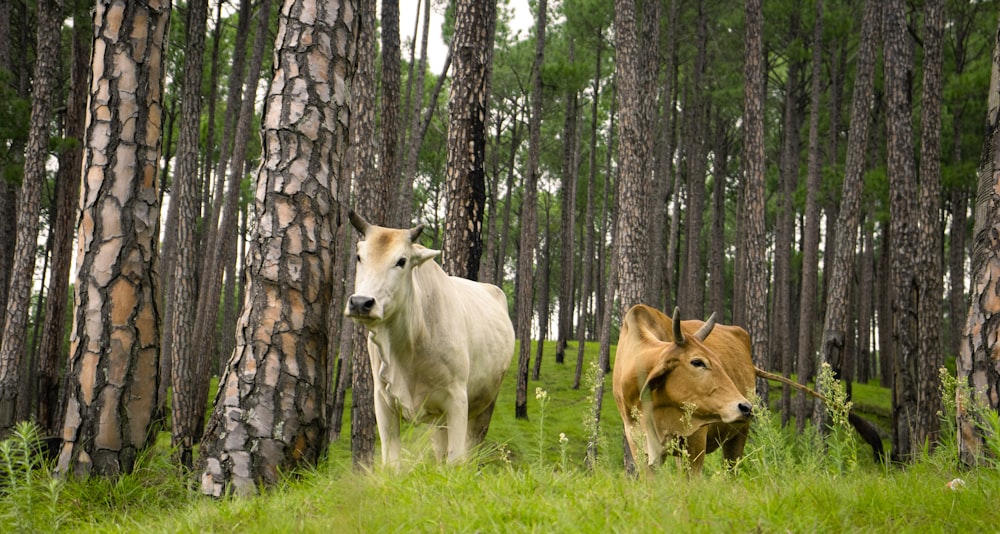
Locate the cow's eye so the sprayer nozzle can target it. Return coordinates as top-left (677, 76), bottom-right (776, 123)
top-left (395, 257), bottom-right (407, 268)
top-left (691, 359), bottom-right (707, 369)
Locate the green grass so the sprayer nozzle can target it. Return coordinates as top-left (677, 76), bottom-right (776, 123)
top-left (2, 340), bottom-right (997, 533)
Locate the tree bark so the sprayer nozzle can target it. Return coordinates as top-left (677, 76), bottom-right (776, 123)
top-left (169, 0), bottom-right (209, 469)
top-left (741, 0), bottom-right (769, 402)
top-left (812, 0), bottom-right (881, 428)
top-left (56, 0), bottom-right (167, 476)
top-left (885, 0), bottom-right (920, 463)
top-left (915, 0), bottom-right (945, 450)
top-left (795, 0), bottom-right (823, 431)
top-left (0, 0), bottom-right (62, 435)
top-left (199, 0), bottom-right (357, 495)
top-left (514, 0), bottom-right (546, 420)
top-left (555, 59), bottom-right (578, 366)
top-left (443, 0), bottom-right (496, 280)
top-left (957, 10), bottom-right (1000, 467)
top-left (380, 0), bottom-right (401, 222)
top-left (682, 1), bottom-right (707, 320)
top-left (37, 0), bottom-right (90, 436)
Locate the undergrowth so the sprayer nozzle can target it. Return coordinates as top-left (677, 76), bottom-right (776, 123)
top-left (2, 342), bottom-right (999, 532)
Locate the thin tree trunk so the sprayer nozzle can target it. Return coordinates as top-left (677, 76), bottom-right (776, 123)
top-left (381, 0), bottom-right (401, 223)
top-left (555, 54), bottom-right (578, 365)
top-left (795, 0), bottom-right (823, 431)
top-left (515, 0), bottom-right (547, 420)
top-left (533, 210), bottom-right (551, 380)
top-left (37, 0), bottom-right (90, 436)
top-left (812, 0), bottom-right (881, 428)
top-left (741, 0), bottom-right (769, 402)
top-left (169, 0), bottom-right (210, 469)
top-left (682, 1), bottom-right (707, 319)
top-left (915, 0), bottom-right (945, 449)
top-left (0, 0), bottom-right (62, 435)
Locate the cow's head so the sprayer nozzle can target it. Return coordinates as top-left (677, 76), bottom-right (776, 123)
top-left (345, 210), bottom-right (440, 324)
top-left (640, 308), bottom-right (752, 439)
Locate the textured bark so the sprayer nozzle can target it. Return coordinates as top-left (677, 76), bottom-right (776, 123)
top-left (56, 0), bottom-right (167, 476)
top-left (493, 107), bottom-right (522, 288)
top-left (37, 1), bottom-right (90, 436)
top-left (0, 0), bottom-right (63, 435)
top-left (741, 0), bottom-right (769, 401)
top-left (199, 0), bottom-right (356, 495)
top-left (795, 0), bottom-right (823, 432)
top-left (380, 0), bottom-right (401, 223)
top-left (348, 0), bottom-right (379, 467)
top-left (916, 0), bottom-right (945, 449)
top-left (169, 0), bottom-right (209, 469)
top-left (515, 0), bottom-right (546, 420)
top-left (190, 0), bottom-right (273, 451)
top-left (681, 1), bottom-right (707, 319)
top-left (857, 220), bottom-right (874, 384)
top-left (885, 0), bottom-right (920, 463)
top-left (651, 0), bottom-right (677, 312)
top-left (957, 12), bottom-right (1000, 466)
top-left (0, 0), bottom-right (16, 342)
top-left (614, 0), bottom-right (658, 312)
top-left (443, 0), bottom-right (496, 280)
top-left (812, 0), bottom-right (880, 427)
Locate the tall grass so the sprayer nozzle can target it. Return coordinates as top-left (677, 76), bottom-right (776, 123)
top-left (2, 341), bottom-right (999, 532)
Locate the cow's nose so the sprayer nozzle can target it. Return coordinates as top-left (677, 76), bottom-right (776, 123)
top-left (738, 401), bottom-right (753, 418)
top-left (348, 295), bottom-right (376, 315)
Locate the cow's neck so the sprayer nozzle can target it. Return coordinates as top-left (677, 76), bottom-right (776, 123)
top-left (372, 260), bottom-right (449, 356)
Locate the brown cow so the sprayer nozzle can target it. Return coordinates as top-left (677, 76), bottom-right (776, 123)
top-left (613, 304), bottom-right (754, 474)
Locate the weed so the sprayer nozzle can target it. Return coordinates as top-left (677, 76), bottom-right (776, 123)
top-left (816, 362), bottom-right (858, 473)
top-left (0, 421), bottom-right (66, 532)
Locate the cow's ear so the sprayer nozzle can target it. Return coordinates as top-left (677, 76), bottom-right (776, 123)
top-left (348, 210), bottom-right (370, 236)
top-left (639, 357), bottom-right (679, 401)
top-left (412, 246), bottom-right (441, 266)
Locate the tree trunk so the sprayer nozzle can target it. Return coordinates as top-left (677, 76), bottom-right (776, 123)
top-left (514, 0), bottom-right (547, 420)
top-left (169, 0), bottom-right (210, 469)
top-left (56, 0), bottom-right (167, 476)
top-left (915, 0), bottom-right (945, 449)
top-left (0, 0), bottom-right (62, 435)
top-left (443, 0), bottom-right (496, 280)
top-left (957, 11), bottom-right (1000, 467)
top-left (555, 60), bottom-right (578, 365)
top-left (573, 39), bottom-right (602, 390)
top-left (811, 0), bottom-right (881, 428)
top-left (347, 0), bottom-right (380, 468)
top-left (775, 4), bottom-right (802, 424)
top-left (681, 1), bottom-right (706, 319)
top-left (199, 0), bottom-right (357, 494)
top-left (795, 0), bottom-right (823, 431)
top-left (614, 0), bottom-right (659, 312)
top-left (741, 0), bottom-right (769, 402)
top-left (532, 211), bottom-right (551, 380)
top-left (709, 117), bottom-right (729, 321)
top-left (36, 0), bottom-right (90, 436)
top-left (381, 0), bottom-right (401, 223)
top-left (885, 0), bottom-right (920, 463)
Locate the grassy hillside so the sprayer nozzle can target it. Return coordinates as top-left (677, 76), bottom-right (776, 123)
top-left (3, 340), bottom-right (996, 533)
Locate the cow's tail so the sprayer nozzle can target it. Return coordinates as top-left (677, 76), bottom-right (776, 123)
top-left (753, 367), bottom-right (885, 463)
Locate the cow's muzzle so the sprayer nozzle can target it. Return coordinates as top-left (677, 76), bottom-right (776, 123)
top-left (347, 295), bottom-right (376, 317)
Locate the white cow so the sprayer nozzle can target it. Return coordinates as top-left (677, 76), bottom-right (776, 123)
top-left (345, 211), bottom-right (515, 466)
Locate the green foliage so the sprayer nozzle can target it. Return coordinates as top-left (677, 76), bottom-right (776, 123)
top-left (0, 422), bottom-right (66, 533)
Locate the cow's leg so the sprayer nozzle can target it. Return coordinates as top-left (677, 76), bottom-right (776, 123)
top-left (369, 342), bottom-right (401, 468)
top-left (444, 387), bottom-right (470, 463)
top-left (721, 425), bottom-right (749, 468)
top-left (685, 428), bottom-right (708, 476)
top-left (432, 426), bottom-right (448, 462)
top-left (467, 398), bottom-right (497, 449)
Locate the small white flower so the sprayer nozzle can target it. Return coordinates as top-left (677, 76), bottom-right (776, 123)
top-left (535, 387), bottom-right (548, 400)
top-left (559, 433), bottom-right (568, 444)
top-left (946, 478), bottom-right (966, 491)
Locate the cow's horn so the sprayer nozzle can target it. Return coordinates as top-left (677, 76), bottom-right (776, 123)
top-left (348, 210), bottom-right (370, 235)
top-left (408, 224), bottom-right (424, 243)
top-left (694, 312), bottom-right (717, 341)
top-left (672, 307), bottom-right (686, 346)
